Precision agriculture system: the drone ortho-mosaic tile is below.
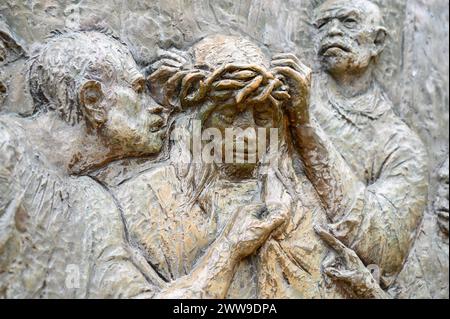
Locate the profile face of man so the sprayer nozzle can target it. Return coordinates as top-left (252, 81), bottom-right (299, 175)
top-left (76, 45), bottom-right (167, 162)
top-left (314, 0), bottom-right (386, 76)
top-left (29, 31), bottom-right (168, 171)
top-left (87, 58), bottom-right (166, 158)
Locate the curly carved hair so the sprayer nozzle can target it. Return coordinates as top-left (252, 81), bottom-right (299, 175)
top-left (28, 30), bottom-right (136, 125)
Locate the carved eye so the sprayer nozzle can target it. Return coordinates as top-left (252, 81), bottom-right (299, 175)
top-left (216, 108), bottom-right (235, 125)
top-left (132, 78), bottom-right (146, 94)
top-left (343, 17), bottom-right (358, 29)
top-left (218, 113), bottom-right (234, 125)
top-left (316, 19), bottom-right (330, 30)
top-left (254, 110), bottom-right (273, 126)
top-left (0, 42), bottom-right (6, 63)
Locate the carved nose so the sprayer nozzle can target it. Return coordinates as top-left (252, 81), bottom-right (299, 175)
top-left (234, 109), bottom-right (256, 129)
top-left (0, 80), bottom-right (6, 95)
top-left (327, 19), bottom-right (344, 36)
top-left (147, 105), bottom-right (164, 114)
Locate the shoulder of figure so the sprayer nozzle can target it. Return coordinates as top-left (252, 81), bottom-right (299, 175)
top-left (115, 163), bottom-right (182, 204)
top-left (377, 105), bottom-right (426, 154)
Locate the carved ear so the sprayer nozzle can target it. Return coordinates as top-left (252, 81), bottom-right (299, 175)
top-left (373, 27), bottom-right (388, 56)
top-left (79, 80), bottom-right (106, 128)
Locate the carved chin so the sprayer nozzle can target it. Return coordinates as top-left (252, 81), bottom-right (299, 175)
top-left (101, 126), bottom-right (164, 159)
top-left (321, 55), bottom-right (350, 71)
top-left (126, 132), bottom-right (164, 156)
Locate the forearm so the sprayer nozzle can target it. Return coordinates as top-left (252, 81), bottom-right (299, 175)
top-left (156, 238), bottom-right (238, 299)
top-left (291, 119), bottom-right (364, 221)
top-left (358, 274), bottom-right (392, 299)
top-left (350, 273), bottom-right (392, 299)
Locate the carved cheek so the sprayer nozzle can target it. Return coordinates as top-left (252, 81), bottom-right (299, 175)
top-left (111, 89), bottom-right (137, 115)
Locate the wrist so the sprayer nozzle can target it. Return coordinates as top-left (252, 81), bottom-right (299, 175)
top-left (210, 235), bottom-right (240, 268)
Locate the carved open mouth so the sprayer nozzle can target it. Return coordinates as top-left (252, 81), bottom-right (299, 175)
top-left (0, 81), bottom-right (6, 95)
top-left (319, 43), bottom-right (351, 56)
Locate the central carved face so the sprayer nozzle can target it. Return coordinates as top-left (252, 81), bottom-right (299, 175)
top-left (203, 99), bottom-right (279, 178)
top-left (315, 0), bottom-right (384, 76)
top-left (188, 35), bottom-right (282, 179)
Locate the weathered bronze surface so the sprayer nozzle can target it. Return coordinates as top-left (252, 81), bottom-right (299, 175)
top-left (0, 0), bottom-right (448, 299)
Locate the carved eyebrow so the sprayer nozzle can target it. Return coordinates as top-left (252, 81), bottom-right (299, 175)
top-left (314, 17), bottom-right (330, 28)
top-left (335, 9), bottom-right (361, 20)
top-left (314, 8), bottom-right (361, 27)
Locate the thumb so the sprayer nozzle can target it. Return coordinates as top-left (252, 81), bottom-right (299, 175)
top-left (262, 203), bottom-right (289, 232)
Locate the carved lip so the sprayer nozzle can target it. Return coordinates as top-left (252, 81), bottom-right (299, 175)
top-left (0, 80), bottom-right (6, 95)
top-left (319, 42), bottom-right (351, 55)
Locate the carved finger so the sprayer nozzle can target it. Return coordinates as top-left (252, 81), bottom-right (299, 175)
top-left (223, 70), bottom-right (258, 80)
top-left (271, 66), bottom-right (307, 85)
top-left (147, 105), bottom-right (165, 114)
top-left (324, 267), bottom-right (356, 284)
top-left (271, 78), bottom-right (291, 101)
top-left (268, 96), bottom-right (284, 109)
top-left (247, 79), bottom-right (277, 104)
top-left (273, 54), bottom-right (312, 76)
top-left (327, 218), bottom-right (359, 242)
top-left (272, 53), bottom-right (301, 64)
top-left (314, 225), bottom-right (349, 256)
top-left (156, 48), bottom-right (188, 64)
top-left (322, 254), bottom-right (340, 269)
top-left (205, 64), bottom-right (248, 85)
top-left (147, 65), bottom-right (180, 84)
top-left (163, 70), bottom-right (191, 106)
top-left (151, 58), bottom-right (183, 70)
top-left (206, 64), bottom-right (270, 87)
top-left (260, 205), bottom-right (289, 233)
top-left (235, 75), bottom-right (263, 104)
top-left (271, 91), bottom-right (291, 101)
top-left (271, 59), bottom-right (303, 73)
top-left (212, 79), bottom-right (247, 91)
top-left (273, 66), bottom-right (311, 98)
top-left (180, 72), bottom-right (207, 105)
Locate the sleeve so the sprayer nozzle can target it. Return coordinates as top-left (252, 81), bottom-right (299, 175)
top-left (0, 122), bottom-right (23, 273)
top-left (294, 119), bottom-right (428, 287)
top-left (0, 123), bottom-right (19, 215)
top-left (80, 178), bottom-right (167, 299)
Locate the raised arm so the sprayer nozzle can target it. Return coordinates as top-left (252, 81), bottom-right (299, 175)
top-left (270, 54), bottom-right (428, 287)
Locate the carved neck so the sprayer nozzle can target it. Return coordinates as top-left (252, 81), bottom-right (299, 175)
top-left (24, 113), bottom-right (109, 176)
top-left (327, 64), bottom-right (375, 98)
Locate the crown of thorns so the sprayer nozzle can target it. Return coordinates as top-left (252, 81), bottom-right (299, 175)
top-left (147, 53), bottom-right (291, 115)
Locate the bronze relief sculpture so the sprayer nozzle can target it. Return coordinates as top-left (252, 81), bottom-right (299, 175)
top-left (0, 0), bottom-right (447, 299)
